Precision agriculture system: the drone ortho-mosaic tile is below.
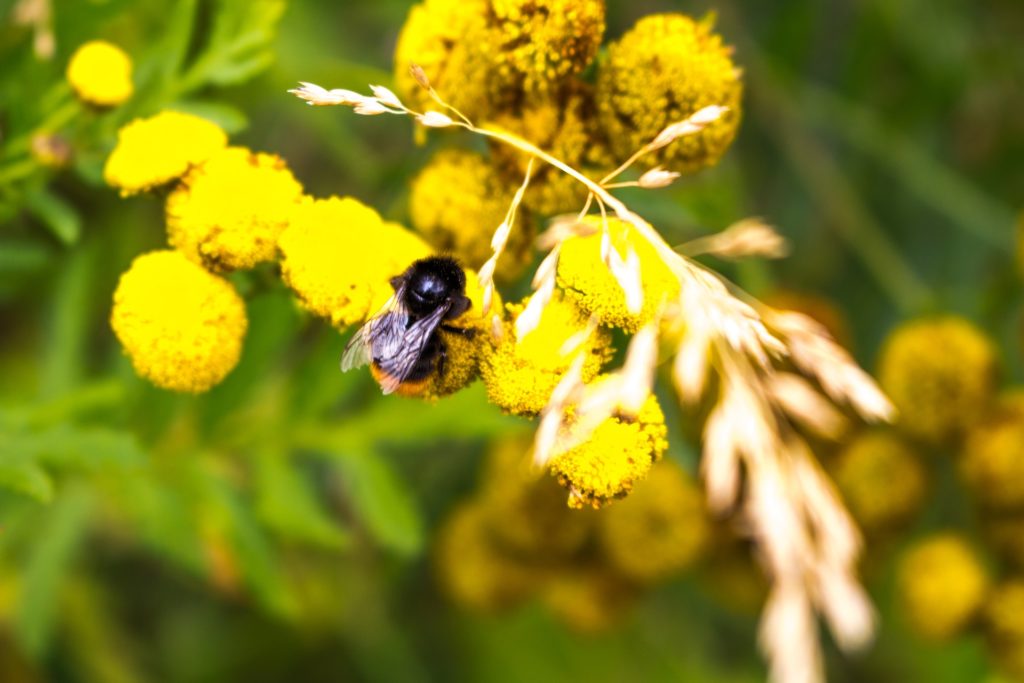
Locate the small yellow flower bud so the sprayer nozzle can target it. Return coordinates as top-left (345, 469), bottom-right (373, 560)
top-left (66, 40), bottom-right (133, 107)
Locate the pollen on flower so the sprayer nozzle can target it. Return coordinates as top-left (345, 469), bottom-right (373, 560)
top-left (487, 0), bottom-right (605, 96)
top-left (878, 315), bottom-right (999, 443)
top-left (832, 430), bottom-right (926, 536)
top-left (556, 216), bottom-right (680, 332)
top-left (110, 250), bottom-right (247, 393)
top-left (896, 533), bottom-right (990, 642)
top-left (410, 149), bottom-right (535, 280)
top-left (393, 0), bottom-right (493, 121)
top-left (66, 40), bottom-right (133, 107)
top-left (279, 197), bottom-right (412, 328)
top-left (596, 458), bottom-right (710, 583)
top-left (103, 111), bottom-right (227, 195)
top-left (596, 13), bottom-right (742, 174)
top-left (167, 147), bottom-right (304, 271)
top-left (549, 381), bottom-right (669, 509)
top-left (480, 292), bottom-right (612, 415)
top-left (487, 87), bottom-right (613, 216)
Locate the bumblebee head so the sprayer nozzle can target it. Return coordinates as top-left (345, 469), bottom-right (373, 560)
top-left (398, 256), bottom-right (468, 317)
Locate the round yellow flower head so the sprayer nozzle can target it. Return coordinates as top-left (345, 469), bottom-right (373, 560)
top-left (167, 147), bottom-right (304, 271)
top-left (478, 434), bottom-right (593, 559)
top-left (393, 0), bottom-right (493, 121)
top-left (549, 380), bottom-right (669, 509)
top-left (278, 197), bottom-right (420, 328)
top-left (480, 292), bottom-right (612, 415)
top-left (488, 0), bottom-right (605, 96)
top-left (66, 40), bottom-right (133, 107)
top-left (833, 430), bottom-right (926, 536)
top-left (983, 581), bottom-right (1024, 680)
top-left (111, 250), bottom-right (247, 393)
top-left (596, 13), bottom-right (743, 173)
top-left (556, 216), bottom-right (680, 332)
top-left (878, 316), bottom-right (999, 443)
top-left (596, 458), bottom-right (709, 583)
top-left (541, 566), bottom-right (635, 633)
top-left (433, 500), bottom-right (537, 613)
top-left (104, 111), bottom-right (227, 195)
top-left (896, 533), bottom-right (989, 641)
top-left (487, 86), bottom-right (613, 216)
top-left (961, 412), bottom-right (1024, 510)
top-left (410, 149), bottom-right (535, 281)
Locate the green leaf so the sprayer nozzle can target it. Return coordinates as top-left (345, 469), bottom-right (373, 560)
top-left (40, 244), bottom-right (96, 398)
top-left (15, 487), bottom-right (93, 656)
top-left (171, 100), bottom-right (249, 135)
top-left (255, 450), bottom-right (351, 550)
top-left (334, 452), bottom-right (423, 557)
top-left (24, 187), bottom-right (81, 245)
top-left (0, 459), bottom-right (53, 502)
top-left (13, 424), bottom-right (146, 472)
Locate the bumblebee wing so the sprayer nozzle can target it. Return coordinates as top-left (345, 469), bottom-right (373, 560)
top-left (340, 289), bottom-right (409, 373)
top-left (375, 301), bottom-right (451, 395)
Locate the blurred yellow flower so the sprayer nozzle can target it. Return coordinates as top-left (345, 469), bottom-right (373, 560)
top-left (487, 87), bottom-right (612, 216)
top-left (961, 412), bottom-right (1024, 510)
top-left (410, 149), bottom-right (534, 280)
top-left (984, 581), bottom-right (1024, 680)
top-left (480, 292), bottom-right (612, 415)
top-left (433, 500), bottom-right (537, 613)
top-left (393, 0), bottom-right (492, 120)
top-left (596, 459), bottom-right (709, 583)
top-left (541, 566), bottom-right (635, 633)
top-left (878, 316), bottom-right (998, 443)
top-left (66, 40), bottom-right (133, 107)
top-left (488, 0), bottom-right (604, 96)
top-left (556, 216), bottom-right (680, 332)
top-left (596, 13), bottom-right (742, 173)
top-left (897, 533), bottom-right (989, 641)
top-left (104, 111), bottom-right (227, 195)
top-left (111, 250), bottom-right (247, 393)
top-left (167, 147), bottom-right (304, 271)
top-left (550, 382), bottom-right (668, 509)
top-left (833, 430), bottom-right (926, 535)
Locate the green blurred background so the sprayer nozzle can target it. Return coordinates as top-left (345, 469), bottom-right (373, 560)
top-left (1, 0), bottom-right (1022, 681)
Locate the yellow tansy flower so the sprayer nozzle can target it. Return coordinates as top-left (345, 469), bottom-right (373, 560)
top-left (278, 197), bottom-right (418, 328)
top-left (897, 533), bottom-right (989, 641)
top-left (541, 566), bottom-right (635, 633)
top-left (410, 149), bottom-right (535, 281)
top-left (596, 459), bottom-right (709, 583)
top-left (556, 216), bottom-right (680, 332)
top-left (393, 0), bottom-right (493, 121)
top-left (596, 13), bottom-right (742, 173)
top-left (104, 111), bottom-right (227, 195)
top-left (833, 430), bottom-right (926, 536)
top-left (433, 500), bottom-right (537, 613)
top-left (66, 40), bottom-right (133, 107)
top-left (549, 381), bottom-right (669, 509)
top-left (480, 292), bottom-right (612, 415)
top-left (479, 434), bottom-right (593, 559)
top-left (488, 0), bottom-right (604, 97)
top-left (111, 250), bottom-right (247, 393)
top-left (961, 411), bottom-right (1024, 510)
top-left (167, 147), bottom-right (304, 271)
top-left (487, 86), bottom-right (613, 216)
top-left (984, 581), bottom-right (1024, 681)
top-left (878, 316), bottom-right (999, 443)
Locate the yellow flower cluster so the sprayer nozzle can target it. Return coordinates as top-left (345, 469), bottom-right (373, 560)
top-left (167, 147), bottom-right (304, 271)
top-left (480, 292), bottom-right (612, 415)
top-left (66, 40), bottom-right (133, 107)
top-left (549, 380), bottom-right (669, 509)
top-left (410, 149), bottom-right (534, 280)
top-left (896, 534), bottom-right (990, 641)
top-left (557, 216), bottom-right (680, 332)
top-left (878, 315), bottom-right (998, 443)
top-left (596, 13), bottom-right (743, 173)
top-left (961, 408), bottom-right (1024, 510)
top-left (434, 436), bottom-right (708, 631)
top-left (111, 251), bottom-right (246, 393)
top-left (832, 430), bottom-right (926, 536)
top-left (984, 581), bottom-right (1024, 680)
top-left (104, 111), bottom-right (228, 195)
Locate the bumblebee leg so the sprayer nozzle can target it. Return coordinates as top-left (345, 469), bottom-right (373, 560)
top-left (441, 324), bottom-right (476, 339)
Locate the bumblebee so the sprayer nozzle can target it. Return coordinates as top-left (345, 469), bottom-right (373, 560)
top-left (341, 256), bottom-right (475, 395)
